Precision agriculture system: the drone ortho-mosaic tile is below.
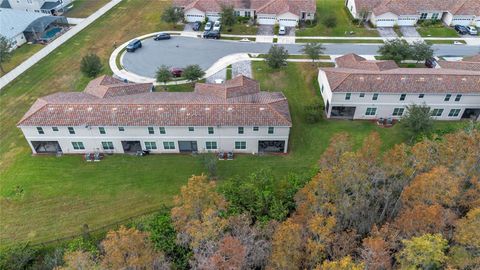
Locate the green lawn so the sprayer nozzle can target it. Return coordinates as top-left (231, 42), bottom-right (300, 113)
top-left (63, 0), bottom-right (110, 18)
top-left (296, 0), bottom-right (379, 37)
top-left (0, 0), bottom-right (466, 247)
top-left (222, 23), bottom-right (258, 35)
top-left (425, 40), bottom-right (466, 45)
top-left (296, 38), bottom-right (384, 43)
top-left (0, 44), bottom-right (43, 76)
top-left (417, 26), bottom-right (459, 37)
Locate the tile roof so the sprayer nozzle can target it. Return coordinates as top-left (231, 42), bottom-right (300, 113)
top-left (355, 0), bottom-right (480, 16)
top-left (322, 54), bottom-right (480, 94)
top-left (335, 53), bottom-right (398, 71)
top-left (437, 55), bottom-right (480, 71)
top-left (18, 75), bottom-right (291, 127)
top-left (174, 0), bottom-right (316, 14)
top-left (84, 75), bottom-right (153, 98)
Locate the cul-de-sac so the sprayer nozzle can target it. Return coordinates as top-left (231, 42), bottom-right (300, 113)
top-left (0, 0), bottom-right (479, 269)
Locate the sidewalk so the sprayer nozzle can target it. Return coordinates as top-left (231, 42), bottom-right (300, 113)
top-left (0, 0), bottom-right (123, 90)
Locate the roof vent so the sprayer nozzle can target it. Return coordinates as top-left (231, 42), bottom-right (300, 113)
top-left (48, 107), bottom-right (54, 111)
top-left (137, 107), bottom-right (143, 111)
top-left (259, 107), bottom-right (265, 111)
top-left (68, 107), bottom-right (73, 111)
top-left (418, 77), bottom-right (425, 81)
top-left (157, 107), bottom-right (164, 111)
top-left (401, 77), bottom-right (406, 81)
top-left (205, 107), bottom-right (210, 111)
top-left (437, 78), bottom-right (443, 81)
top-left (180, 107), bottom-right (186, 111)
top-left (87, 107), bottom-right (93, 111)
top-left (376, 77), bottom-right (382, 80)
top-left (359, 76), bottom-right (364, 81)
top-left (227, 107), bottom-right (233, 111)
top-left (462, 78), bottom-right (467, 81)
top-left (112, 107), bottom-right (117, 111)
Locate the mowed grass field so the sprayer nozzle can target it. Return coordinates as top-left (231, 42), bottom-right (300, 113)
top-left (296, 0), bottom-right (379, 37)
top-left (63, 0), bottom-right (111, 18)
top-left (0, 44), bottom-right (43, 76)
top-left (0, 0), bottom-right (465, 246)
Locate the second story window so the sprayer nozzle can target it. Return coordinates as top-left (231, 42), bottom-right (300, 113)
top-left (455, 94), bottom-right (462, 102)
top-left (359, 93), bottom-right (365, 98)
top-left (418, 94), bottom-right (424, 98)
top-left (188, 127), bottom-right (194, 132)
top-left (238, 127), bottom-right (244, 134)
top-left (68, 127), bottom-right (75, 134)
top-left (159, 127), bottom-right (166, 134)
top-left (99, 127), bottom-right (106, 134)
top-left (444, 94), bottom-right (451, 101)
top-left (52, 127), bottom-right (59, 132)
top-left (36, 127), bottom-right (44, 134)
top-left (208, 127), bottom-right (214, 134)
top-left (400, 94), bottom-right (406, 101)
top-left (345, 93), bottom-right (351, 100)
top-left (253, 127), bottom-right (259, 131)
top-left (268, 127), bottom-right (274, 134)
top-left (118, 127), bottom-right (125, 132)
top-left (372, 93), bottom-right (378, 100)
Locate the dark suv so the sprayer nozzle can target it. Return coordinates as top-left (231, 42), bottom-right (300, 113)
top-left (126, 39), bottom-right (142, 52)
top-left (193, 21), bottom-right (202, 31)
top-left (454, 25), bottom-right (468, 35)
top-left (203, 30), bottom-right (220, 39)
top-left (154, 32), bottom-right (171, 40)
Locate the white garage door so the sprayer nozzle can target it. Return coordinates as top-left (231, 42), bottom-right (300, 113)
top-left (279, 18), bottom-right (298, 27)
top-left (185, 14), bottom-right (205, 22)
top-left (206, 13), bottom-right (221, 22)
top-left (376, 19), bottom-right (395, 27)
top-left (476, 20), bottom-right (480, 27)
top-left (258, 16), bottom-right (276, 25)
top-left (452, 18), bottom-right (472, 26)
top-left (397, 17), bottom-right (417, 26)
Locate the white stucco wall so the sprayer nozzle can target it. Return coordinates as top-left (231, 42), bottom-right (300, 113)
top-left (20, 125), bottom-right (291, 154)
top-left (345, 0), bottom-right (358, 18)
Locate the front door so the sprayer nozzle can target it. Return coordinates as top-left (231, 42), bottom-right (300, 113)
top-left (178, 141), bottom-right (198, 152)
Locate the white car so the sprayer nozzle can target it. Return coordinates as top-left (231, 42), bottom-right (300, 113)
top-left (213, 20), bottom-right (221, 31)
top-left (467, 26), bottom-right (478, 35)
top-left (278, 26), bottom-right (286, 35)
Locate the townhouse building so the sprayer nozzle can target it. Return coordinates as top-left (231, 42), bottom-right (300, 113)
top-left (173, 0), bottom-right (316, 26)
top-left (318, 54), bottom-right (480, 121)
top-left (3, 0), bottom-right (71, 15)
top-left (18, 75), bottom-right (292, 155)
top-left (345, 0), bottom-right (480, 27)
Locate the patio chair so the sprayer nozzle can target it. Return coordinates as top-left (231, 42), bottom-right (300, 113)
top-left (227, 152), bottom-right (234, 160)
top-left (386, 117), bottom-right (393, 126)
top-left (85, 153), bottom-right (92, 162)
top-left (377, 118), bottom-right (385, 125)
top-left (218, 151), bottom-right (225, 160)
top-left (94, 152), bottom-right (101, 162)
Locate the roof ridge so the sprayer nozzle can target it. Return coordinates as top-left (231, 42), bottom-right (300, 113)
top-left (17, 99), bottom-right (48, 126)
top-left (267, 98), bottom-right (292, 125)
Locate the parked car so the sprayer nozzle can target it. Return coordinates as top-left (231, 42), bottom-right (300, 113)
top-left (213, 20), bottom-right (221, 31)
top-left (278, 25), bottom-right (286, 35)
top-left (203, 30), bottom-right (221, 39)
top-left (170, 67), bottom-right (183, 77)
top-left (126, 39), bottom-right (142, 52)
top-left (425, 58), bottom-right (437, 68)
top-left (193, 21), bottom-right (202, 31)
top-left (467, 26), bottom-right (478, 35)
top-left (454, 25), bottom-right (468, 35)
top-left (153, 32), bottom-right (171, 40)
top-left (204, 21), bottom-right (213, 31)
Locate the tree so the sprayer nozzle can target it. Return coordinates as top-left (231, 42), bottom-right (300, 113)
top-left (0, 244), bottom-right (37, 270)
top-left (183, 64), bottom-right (205, 85)
top-left (315, 256), bottom-right (364, 270)
top-left (361, 236), bottom-right (392, 270)
top-left (101, 226), bottom-right (165, 270)
top-left (56, 250), bottom-right (99, 270)
top-left (0, 35), bottom-right (13, 74)
top-left (200, 154), bottom-right (218, 179)
top-left (378, 38), bottom-right (412, 63)
top-left (161, 6), bottom-right (184, 28)
top-left (155, 65), bottom-right (172, 87)
top-left (410, 41), bottom-right (434, 63)
top-left (265, 45), bottom-right (289, 69)
top-left (220, 5), bottom-right (236, 31)
top-left (400, 104), bottom-right (434, 140)
top-left (301, 43), bottom-right (325, 64)
top-left (453, 208), bottom-right (480, 249)
top-left (80, 53), bottom-right (103, 78)
top-left (269, 218), bottom-right (304, 270)
top-left (397, 234), bottom-right (448, 270)
top-left (209, 236), bottom-right (246, 269)
top-left (322, 15), bottom-right (337, 28)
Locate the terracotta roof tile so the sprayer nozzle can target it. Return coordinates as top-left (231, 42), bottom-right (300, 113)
top-left (355, 0), bottom-right (480, 16)
top-left (175, 0), bottom-right (315, 14)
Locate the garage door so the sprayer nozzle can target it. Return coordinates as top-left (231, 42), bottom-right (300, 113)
top-left (258, 16), bottom-right (276, 25)
top-left (397, 17), bottom-right (417, 26)
top-left (376, 19), bottom-right (395, 27)
top-left (206, 13), bottom-right (221, 22)
top-left (279, 18), bottom-right (298, 27)
top-left (185, 14), bottom-right (204, 22)
top-left (476, 20), bottom-right (480, 27)
top-left (452, 18), bottom-right (472, 26)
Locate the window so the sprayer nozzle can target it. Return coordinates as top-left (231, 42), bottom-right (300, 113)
top-left (235, 141), bottom-right (246, 149)
top-left (234, 10), bottom-right (240, 16)
top-left (345, 93), bottom-right (351, 100)
top-left (159, 127), bottom-right (166, 134)
top-left (400, 94), bottom-right (406, 101)
top-left (432, 13), bottom-right (439, 20)
top-left (72, 142), bottom-right (85, 150)
top-left (205, 141), bottom-right (217, 150)
top-left (118, 127), bottom-right (125, 132)
top-left (245, 11), bottom-right (251, 17)
top-left (359, 93), bottom-right (365, 98)
top-left (163, 141), bottom-right (175, 150)
top-left (420, 13), bottom-right (427, 20)
top-left (99, 127), bottom-right (106, 134)
top-left (392, 108), bottom-right (405, 116)
top-left (52, 127), bottom-right (59, 132)
top-left (36, 127), bottom-right (44, 134)
top-left (268, 127), bottom-right (274, 134)
top-left (238, 127), bottom-right (244, 134)
top-left (455, 94), bottom-right (462, 102)
top-left (148, 127), bottom-right (154, 134)
top-left (208, 127), bottom-right (214, 134)
top-left (102, 141), bottom-right (114, 150)
top-left (431, 108), bottom-right (444, 117)
top-left (321, 85), bottom-right (324, 93)
top-left (372, 93), bottom-right (378, 100)
top-left (253, 126), bottom-right (259, 131)
top-left (68, 127), bottom-right (75, 134)
top-left (419, 94), bottom-right (424, 98)
top-left (444, 94), bottom-right (451, 101)
top-left (188, 127), bottom-right (194, 132)
top-left (365, 107), bottom-right (377, 116)
top-left (145, 141), bottom-right (157, 150)
top-left (448, 109), bottom-right (461, 117)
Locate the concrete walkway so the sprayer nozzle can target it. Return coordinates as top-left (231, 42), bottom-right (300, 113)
top-left (66, 17), bottom-right (86, 25)
top-left (0, 0), bottom-right (123, 90)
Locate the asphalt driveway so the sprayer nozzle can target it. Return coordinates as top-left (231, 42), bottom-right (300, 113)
top-left (121, 36), bottom-right (479, 78)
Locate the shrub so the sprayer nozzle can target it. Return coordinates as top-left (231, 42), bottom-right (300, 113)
top-left (265, 45), bottom-right (289, 69)
top-left (322, 15), bottom-right (337, 28)
top-left (304, 101), bottom-right (324, 124)
top-left (80, 53), bottom-right (103, 78)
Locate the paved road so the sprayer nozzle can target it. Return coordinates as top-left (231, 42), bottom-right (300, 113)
top-left (122, 36), bottom-right (480, 78)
